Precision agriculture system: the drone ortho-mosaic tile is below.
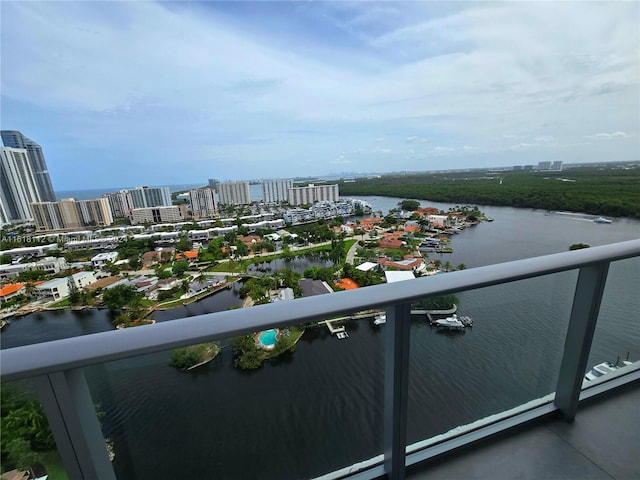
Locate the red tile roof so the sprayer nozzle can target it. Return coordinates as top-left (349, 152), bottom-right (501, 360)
top-left (0, 283), bottom-right (25, 297)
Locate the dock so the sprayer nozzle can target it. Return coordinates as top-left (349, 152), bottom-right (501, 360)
top-left (320, 319), bottom-right (349, 339)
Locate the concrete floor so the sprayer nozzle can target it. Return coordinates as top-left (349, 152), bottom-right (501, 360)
top-left (406, 383), bottom-right (639, 480)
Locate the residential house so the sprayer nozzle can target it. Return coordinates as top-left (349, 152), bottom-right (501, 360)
top-left (175, 250), bottom-right (199, 263)
top-left (0, 283), bottom-right (25, 303)
top-left (298, 279), bottom-right (333, 297)
top-left (91, 252), bottom-right (118, 269)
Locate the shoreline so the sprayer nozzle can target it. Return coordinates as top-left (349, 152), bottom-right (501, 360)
top-left (2, 277), bottom-right (244, 321)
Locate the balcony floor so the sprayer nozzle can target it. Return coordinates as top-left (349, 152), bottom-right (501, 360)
top-left (406, 382), bottom-right (639, 480)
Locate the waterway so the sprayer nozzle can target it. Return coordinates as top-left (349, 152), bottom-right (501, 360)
top-left (2, 199), bottom-right (639, 480)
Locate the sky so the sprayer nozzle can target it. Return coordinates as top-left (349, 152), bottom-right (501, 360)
top-left (1, 1), bottom-right (639, 190)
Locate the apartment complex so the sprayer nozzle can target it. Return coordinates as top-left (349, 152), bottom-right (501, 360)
top-left (262, 179), bottom-right (293, 204)
top-left (1, 130), bottom-right (57, 202)
top-left (218, 181), bottom-right (251, 206)
top-left (131, 205), bottom-right (185, 225)
top-left (538, 161), bottom-right (563, 171)
top-left (102, 190), bottom-right (135, 219)
top-left (189, 187), bottom-right (217, 219)
top-left (129, 186), bottom-right (172, 208)
top-left (287, 184), bottom-right (339, 206)
top-left (30, 198), bottom-right (113, 231)
top-left (0, 147), bottom-right (42, 224)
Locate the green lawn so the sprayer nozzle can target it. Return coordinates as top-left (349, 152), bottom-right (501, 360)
top-left (49, 299), bottom-right (72, 308)
top-left (37, 451), bottom-right (68, 480)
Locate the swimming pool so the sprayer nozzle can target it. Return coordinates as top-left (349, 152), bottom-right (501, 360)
top-left (258, 329), bottom-right (278, 348)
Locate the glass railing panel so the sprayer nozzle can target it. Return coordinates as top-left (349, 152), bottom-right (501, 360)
top-left (0, 380), bottom-right (69, 480)
top-left (587, 257), bottom-right (640, 380)
top-left (85, 312), bottom-right (384, 480)
top-left (406, 270), bottom-right (577, 446)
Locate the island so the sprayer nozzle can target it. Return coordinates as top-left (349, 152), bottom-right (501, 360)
top-left (170, 343), bottom-right (221, 371)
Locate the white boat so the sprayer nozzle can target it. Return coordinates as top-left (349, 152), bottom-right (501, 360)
top-left (434, 314), bottom-right (465, 330)
top-left (373, 313), bottom-right (386, 325)
top-left (594, 217), bottom-right (612, 224)
top-left (584, 358), bottom-right (633, 381)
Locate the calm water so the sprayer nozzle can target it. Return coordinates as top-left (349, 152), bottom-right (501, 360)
top-left (247, 256), bottom-right (333, 275)
top-left (3, 199), bottom-right (639, 479)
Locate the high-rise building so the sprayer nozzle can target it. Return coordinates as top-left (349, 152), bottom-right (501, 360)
top-left (262, 179), bottom-right (293, 204)
top-left (102, 190), bottom-right (134, 218)
top-left (218, 182), bottom-right (251, 206)
top-left (30, 198), bottom-right (113, 231)
top-left (189, 187), bottom-right (217, 219)
top-left (288, 184), bottom-right (339, 206)
top-left (1, 131), bottom-right (56, 201)
top-left (550, 161), bottom-right (563, 171)
top-left (128, 186), bottom-right (172, 208)
top-left (130, 206), bottom-right (184, 225)
top-left (0, 147), bottom-right (42, 223)
top-left (537, 161), bottom-right (552, 171)
top-left (208, 178), bottom-right (219, 191)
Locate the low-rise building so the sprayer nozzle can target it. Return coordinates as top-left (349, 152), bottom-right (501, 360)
top-left (35, 271), bottom-right (98, 300)
top-left (0, 256), bottom-right (68, 279)
top-left (0, 283), bottom-right (26, 303)
top-left (35, 277), bottom-right (70, 300)
top-left (91, 252), bottom-right (118, 269)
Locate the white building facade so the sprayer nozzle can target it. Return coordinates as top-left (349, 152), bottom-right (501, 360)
top-left (287, 184), bottom-right (339, 206)
top-left (189, 187), bottom-right (217, 218)
top-left (128, 186), bottom-right (172, 208)
top-left (262, 179), bottom-right (293, 204)
top-left (0, 147), bottom-right (42, 223)
top-left (103, 190), bottom-right (134, 218)
top-left (218, 182), bottom-right (251, 206)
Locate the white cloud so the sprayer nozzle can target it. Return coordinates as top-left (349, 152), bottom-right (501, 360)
top-left (1, 2), bottom-right (638, 187)
top-left (589, 131), bottom-right (630, 139)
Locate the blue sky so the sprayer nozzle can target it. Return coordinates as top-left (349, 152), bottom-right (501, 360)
top-left (1, 1), bottom-right (638, 190)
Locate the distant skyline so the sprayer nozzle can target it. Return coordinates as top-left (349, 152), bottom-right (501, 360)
top-left (1, 1), bottom-right (638, 190)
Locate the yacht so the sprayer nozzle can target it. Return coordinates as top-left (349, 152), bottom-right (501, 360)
top-left (433, 314), bottom-right (465, 330)
top-left (373, 313), bottom-right (386, 325)
top-left (594, 217), bottom-right (612, 224)
top-left (584, 357), bottom-right (633, 381)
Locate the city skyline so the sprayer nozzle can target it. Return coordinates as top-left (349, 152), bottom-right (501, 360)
top-left (1, 2), bottom-right (638, 190)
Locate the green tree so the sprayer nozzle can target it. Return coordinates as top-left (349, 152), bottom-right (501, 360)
top-left (102, 284), bottom-right (139, 310)
top-left (175, 236), bottom-right (193, 252)
top-left (0, 253), bottom-right (12, 264)
top-left (172, 260), bottom-right (190, 277)
top-left (234, 241), bottom-right (249, 257)
top-left (1, 384), bottom-right (55, 470)
top-left (399, 199), bottom-right (420, 211)
top-left (16, 270), bottom-right (48, 282)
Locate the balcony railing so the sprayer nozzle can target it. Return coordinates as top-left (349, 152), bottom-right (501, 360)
top-left (2, 239), bottom-right (639, 480)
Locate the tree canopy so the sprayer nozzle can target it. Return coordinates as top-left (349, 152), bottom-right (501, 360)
top-left (102, 284), bottom-right (140, 309)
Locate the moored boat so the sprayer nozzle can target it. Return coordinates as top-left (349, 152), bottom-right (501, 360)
top-left (373, 313), bottom-right (386, 325)
top-left (584, 355), bottom-right (633, 381)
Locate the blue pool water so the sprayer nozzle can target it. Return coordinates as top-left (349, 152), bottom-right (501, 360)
top-left (259, 329), bottom-right (278, 347)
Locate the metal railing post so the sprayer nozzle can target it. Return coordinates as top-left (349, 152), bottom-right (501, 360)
top-left (554, 262), bottom-right (610, 421)
top-left (36, 369), bottom-right (116, 480)
top-left (384, 302), bottom-right (412, 480)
